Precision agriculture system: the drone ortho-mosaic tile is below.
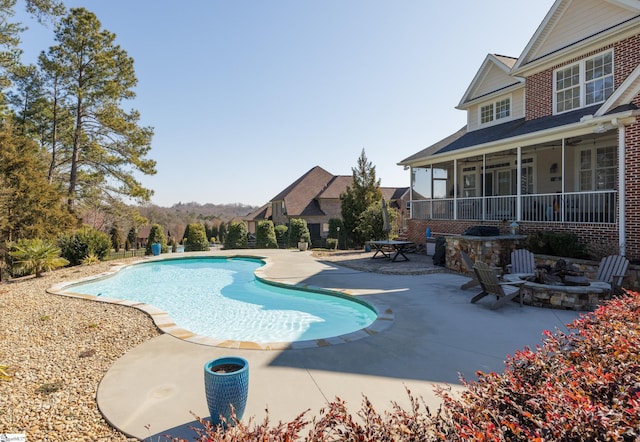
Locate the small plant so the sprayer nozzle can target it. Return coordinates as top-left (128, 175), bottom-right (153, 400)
top-left (87, 322), bottom-right (98, 328)
top-left (326, 238), bottom-right (338, 250)
top-left (58, 226), bottom-right (111, 265)
top-left (0, 364), bottom-right (11, 381)
top-left (40, 315), bottom-right (50, 321)
top-left (36, 381), bottom-right (62, 395)
top-left (9, 238), bottom-right (69, 277)
top-left (81, 253), bottom-right (101, 265)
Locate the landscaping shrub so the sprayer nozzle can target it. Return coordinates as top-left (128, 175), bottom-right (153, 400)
top-left (326, 238), bottom-right (338, 250)
top-left (288, 218), bottom-right (310, 248)
top-left (109, 224), bottom-right (123, 252)
top-left (274, 224), bottom-right (288, 247)
top-left (224, 221), bottom-right (248, 249)
top-left (145, 224), bottom-right (168, 255)
top-left (58, 226), bottom-right (111, 266)
top-left (8, 238), bottom-right (69, 277)
top-left (170, 290), bottom-right (640, 441)
top-left (256, 220), bottom-right (278, 249)
top-left (184, 223), bottom-right (209, 252)
top-left (525, 230), bottom-right (589, 259)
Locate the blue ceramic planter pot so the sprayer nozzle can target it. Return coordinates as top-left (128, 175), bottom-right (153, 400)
top-left (204, 357), bottom-right (249, 426)
top-left (151, 243), bottom-right (161, 256)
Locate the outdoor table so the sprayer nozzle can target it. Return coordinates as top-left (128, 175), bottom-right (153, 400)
top-left (369, 240), bottom-right (413, 262)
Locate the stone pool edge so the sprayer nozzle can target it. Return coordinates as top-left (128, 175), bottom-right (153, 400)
top-left (47, 255), bottom-right (394, 351)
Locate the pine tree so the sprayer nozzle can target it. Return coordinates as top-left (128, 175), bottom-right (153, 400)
top-left (40, 8), bottom-right (156, 211)
top-left (340, 149), bottom-right (382, 247)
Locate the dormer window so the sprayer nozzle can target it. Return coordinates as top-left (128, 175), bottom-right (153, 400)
top-left (554, 50), bottom-right (613, 114)
top-left (480, 97), bottom-right (511, 125)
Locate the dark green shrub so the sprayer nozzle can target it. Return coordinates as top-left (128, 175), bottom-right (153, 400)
top-left (145, 224), bottom-right (168, 255)
top-left (184, 223), bottom-right (209, 252)
top-left (127, 227), bottom-right (137, 248)
top-left (326, 238), bottom-right (338, 249)
top-left (224, 222), bottom-right (248, 249)
top-left (256, 220), bottom-right (277, 249)
top-left (288, 218), bottom-right (310, 248)
top-left (525, 231), bottom-right (588, 258)
top-left (274, 225), bottom-right (288, 247)
top-left (109, 224), bottom-right (123, 252)
top-left (58, 226), bottom-right (111, 266)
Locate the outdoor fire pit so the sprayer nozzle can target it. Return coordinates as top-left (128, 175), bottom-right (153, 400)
top-left (503, 259), bottom-right (611, 311)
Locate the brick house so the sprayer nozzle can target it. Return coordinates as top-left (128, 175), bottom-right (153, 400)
top-left (398, 0), bottom-right (640, 262)
top-left (245, 166), bottom-right (409, 246)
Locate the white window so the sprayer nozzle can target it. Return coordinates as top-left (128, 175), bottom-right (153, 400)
top-left (480, 97), bottom-right (511, 125)
top-left (578, 145), bottom-right (616, 191)
top-left (555, 51), bottom-right (613, 114)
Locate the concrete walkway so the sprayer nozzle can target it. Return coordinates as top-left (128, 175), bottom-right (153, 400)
top-left (96, 249), bottom-right (580, 440)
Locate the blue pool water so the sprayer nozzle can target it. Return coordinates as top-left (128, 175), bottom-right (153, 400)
top-left (67, 257), bottom-right (377, 343)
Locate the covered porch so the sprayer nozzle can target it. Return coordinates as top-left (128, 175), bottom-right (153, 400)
top-left (409, 129), bottom-right (619, 225)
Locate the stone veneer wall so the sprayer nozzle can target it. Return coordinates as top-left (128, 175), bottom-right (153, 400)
top-left (445, 235), bottom-right (527, 273)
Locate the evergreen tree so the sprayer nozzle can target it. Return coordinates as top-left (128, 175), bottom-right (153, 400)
top-left (224, 222), bottom-right (247, 249)
top-left (340, 149), bottom-right (382, 247)
top-left (126, 226), bottom-right (137, 248)
top-left (218, 222), bottom-right (227, 244)
top-left (288, 218), bottom-right (311, 248)
top-left (109, 223), bottom-right (123, 252)
top-left (145, 224), bottom-right (167, 255)
top-left (184, 222), bottom-right (209, 252)
top-left (0, 122), bottom-right (76, 243)
top-left (256, 220), bottom-right (277, 249)
top-left (41, 8), bottom-right (156, 211)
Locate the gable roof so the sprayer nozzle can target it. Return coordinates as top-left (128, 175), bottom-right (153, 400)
top-left (512, 0), bottom-right (640, 75)
top-left (457, 54), bottom-right (523, 108)
top-left (269, 166), bottom-right (335, 217)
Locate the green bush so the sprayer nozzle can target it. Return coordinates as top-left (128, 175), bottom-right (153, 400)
top-left (274, 225), bottom-right (288, 247)
top-left (525, 230), bottom-right (588, 258)
top-left (8, 238), bottom-right (69, 277)
top-left (288, 218), bottom-right (310, 248)
top-left (145, 224), bottom-right (168, 255)
top-left (355, 201), bottom-right (397, 242)
top-left (224, 222), bottom-right (248, 249)
top-left (58, 227), bottom-right (111, 266)
top-left (326, 238), bottom-right (338, 250)
top-left (184, 223), bottom-right (209, 252)
top-left (109, 224), bottom-right (123, 252)
top-left (256, 220), bottom-right (278, 249)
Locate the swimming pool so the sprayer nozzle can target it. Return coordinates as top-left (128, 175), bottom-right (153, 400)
top-left (62, 257), bottom-right (379, 345)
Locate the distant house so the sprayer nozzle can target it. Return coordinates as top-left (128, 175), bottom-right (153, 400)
top-left (398, 0), bottom-right (640, 260)
top-left (245, 166), bottom-right (409, 245)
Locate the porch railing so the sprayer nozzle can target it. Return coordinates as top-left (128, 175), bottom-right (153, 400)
top-left (411, 190), bottom-right (617, 224)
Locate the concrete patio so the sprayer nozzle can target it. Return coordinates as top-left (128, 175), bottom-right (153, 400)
top-left (95, 249), bottom-right (581, 440)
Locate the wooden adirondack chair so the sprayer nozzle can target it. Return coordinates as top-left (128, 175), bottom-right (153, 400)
top-left (507, 249), bottom-right (536, 276)
top-left (471, 261), bottom-right (524, 310)
top-left (595, 255), bottom-right (629, 295)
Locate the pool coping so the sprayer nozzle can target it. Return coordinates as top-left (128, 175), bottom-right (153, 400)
top-left (47, 254), bottom-right (394, 350)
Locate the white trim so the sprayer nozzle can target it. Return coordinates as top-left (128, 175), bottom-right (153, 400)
top-left (596, 63), bottom-right (640, 116)
top-left (478, 94), bottom-right (513, 127)
top-left (618, 124), bottom-right (626, 255)
top-left (457, 54), bottom-right (522, 109)
top-left (604, 0), bottom-right (640, 13)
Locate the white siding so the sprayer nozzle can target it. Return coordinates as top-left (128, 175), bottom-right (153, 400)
top-left (535, 0), bottom-right (634, 59)
top-left (473, 64), bottom-right (516, 98)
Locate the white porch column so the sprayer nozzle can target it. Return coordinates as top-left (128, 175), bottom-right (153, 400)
top-left (618, 125), bottom-right (626, 256)
top-left (453, 159), bottom-right (458, 220)
top-left (516, 147), bottom-right (522, 221)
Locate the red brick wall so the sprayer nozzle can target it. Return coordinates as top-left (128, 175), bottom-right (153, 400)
top-left (627, 123), bottom-right (640, 260)
top-left (524, 35), bottom-right (640, 120)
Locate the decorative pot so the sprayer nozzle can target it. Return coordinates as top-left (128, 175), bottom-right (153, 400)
top-left (151, 243), bottom-right (161, 256)
top-left (204, 356), bottom-right (249, 427)
top-left (298, 241), bottom-right (308, 251)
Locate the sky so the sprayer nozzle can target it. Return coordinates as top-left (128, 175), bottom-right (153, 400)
top-left (15, 0), bottom-right (555, 208)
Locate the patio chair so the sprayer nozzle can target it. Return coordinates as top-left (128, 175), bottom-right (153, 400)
top-left (459, 251), bottom-right (479, 290)
top-left (594, 255), bottom-right (629, 295)
top-left (460, 251), bottom-right (503, 290)
top-left (471, 261), bottom-right (524, 310)
top-left (507, 249), bottom-right (536, 277)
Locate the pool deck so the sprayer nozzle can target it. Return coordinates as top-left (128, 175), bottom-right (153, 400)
top-left (94, 249), bottom-right (581, 440)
